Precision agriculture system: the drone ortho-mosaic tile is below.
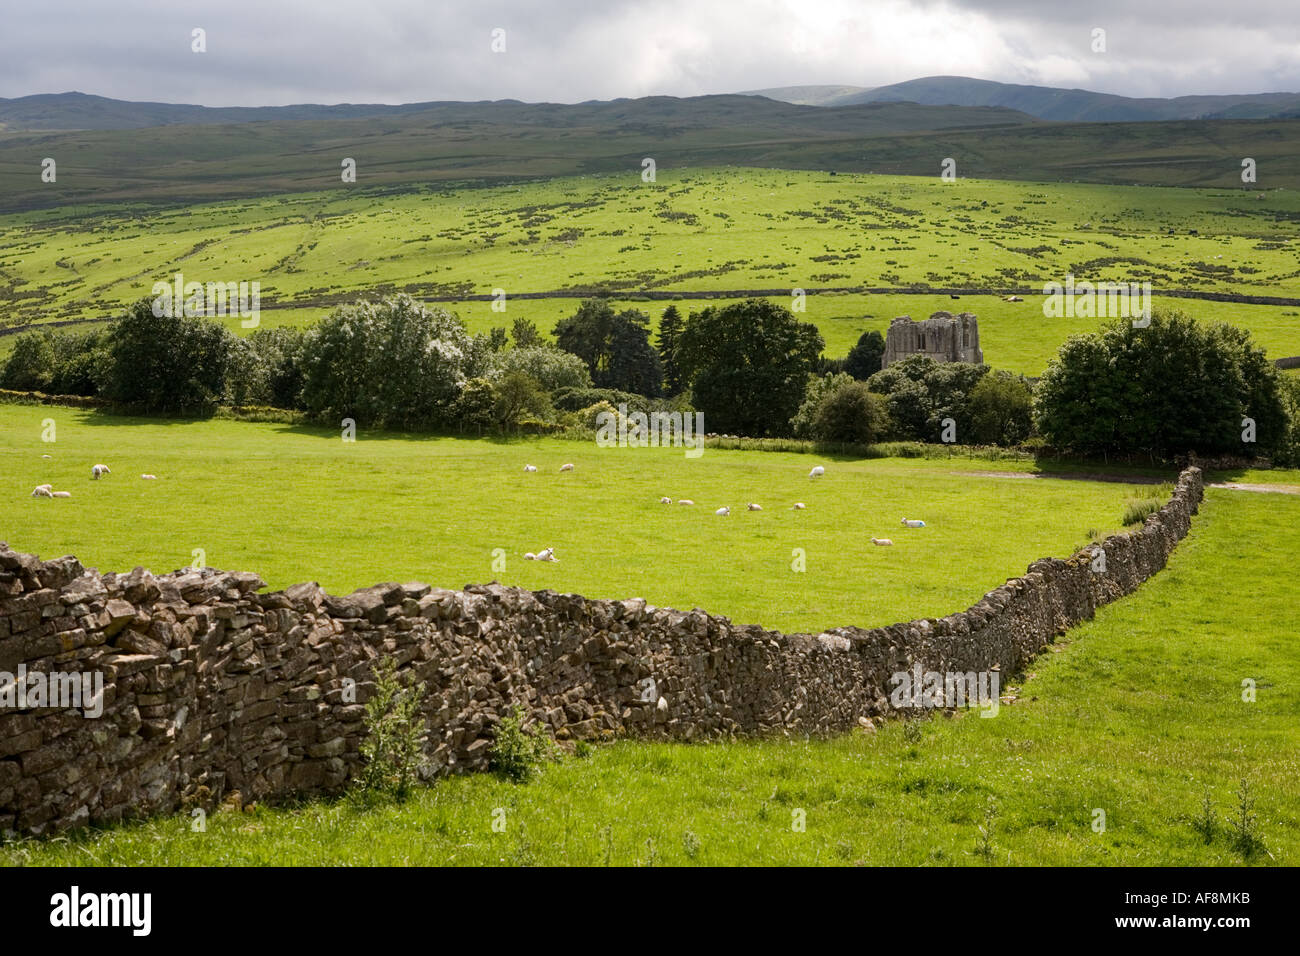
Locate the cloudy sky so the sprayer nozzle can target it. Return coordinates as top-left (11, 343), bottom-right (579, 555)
top-left (3, 0), bottom-right (1298, 105)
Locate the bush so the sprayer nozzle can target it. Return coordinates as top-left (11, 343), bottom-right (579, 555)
top-left (868, 356), bottom-right (989, 443)
top-left (810, 381), bottom-right (888, 444)
top-left (354, 656), bottom-right (427, 803)
top-left (1121, 497), bottom-right (1162, 525)
top-left (789, 372), bottom-right (853, 439)
top-left (491, 345), bottom-right (591, 393)
top-left (489, 705), bottom-right (557, 783)
top-left (843, 330), bottom-right (886, 380)
top-left (0, 331), bottom-right (57, 392)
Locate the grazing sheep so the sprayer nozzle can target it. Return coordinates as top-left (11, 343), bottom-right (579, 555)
top-left (523, 464), bottom-right (538, 472)
top-left (747, 503), bottom-right (762, 511)
top-left (659, 496), bottom-right (672, 504)
top-left (902, 519), bottom-right (926, 528)
top-left (559, 463), bottom-right (574, 472)
top-left (871, 537), bottom-right (894, 546)
top-left (715, 506), bottom-right (730, 516)
top-left (31, 485), bottom-right (54, 498)
top-left (51, 491), bottom-right (72, 498)
top-left (91, 464), bottom-right (110, 479)
top-left (792, 502), bottom-right (806, 510)
top-left (809, 465), bottom-right (825, 478)
top-left (677, 499), bottom-right (695, 505)
top-left (141, 474), bottom-right (157, 480)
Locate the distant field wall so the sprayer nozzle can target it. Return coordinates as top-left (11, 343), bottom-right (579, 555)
top-left (0, 467), bottom-right (1204, 836)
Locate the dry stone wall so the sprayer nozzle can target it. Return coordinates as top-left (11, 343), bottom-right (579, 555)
top-left (0, 468), bottom-right (1204, 836)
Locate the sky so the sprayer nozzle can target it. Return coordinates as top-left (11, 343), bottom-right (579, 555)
top-left (2, 0), bottom-right (1298, 106)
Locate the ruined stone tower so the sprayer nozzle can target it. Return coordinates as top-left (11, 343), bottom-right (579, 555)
top-left (882, 311), bottom-right (983, 368)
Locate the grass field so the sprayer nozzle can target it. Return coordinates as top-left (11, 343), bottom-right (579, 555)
top-left (2, 403), bottom-right (1166, 635)
top-left (4, 485), bottom-right (1295, 866)
top-left (3, 169), bottom-right (1299, 372)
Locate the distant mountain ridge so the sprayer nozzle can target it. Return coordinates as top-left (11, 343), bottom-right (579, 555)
top-left (743, 76), bottom-right (1300, 122)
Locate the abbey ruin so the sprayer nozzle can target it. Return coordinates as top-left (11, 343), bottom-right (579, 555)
top-left (883, 311), bottom-right (983, 368)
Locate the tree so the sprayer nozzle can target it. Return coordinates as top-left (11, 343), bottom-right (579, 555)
top-left (868, 355), bottom-right (988, 442)
top-left (844, 330), bottom-right (886, 380)
top-left (1034, 311), bottom-right (1288, 460)
top-left (656, 304), bottom-right (685, 394)
top-left (676, 299), bottom-right (824, 437)
top-left (553, 300), bottom-right (662, 396)
top-left (493, 345), bottom-right (591, 393)
top-left (967, 371), bottom-right (1034, 445)
top-left (810, 381), bottom-right (888, 444)
top-left (101, 298), bottom-right (235, 413)
top-left (790, 372), bottom-right (854, 438)
top-left (511, 318), bottom-right (544, 348)
top-left (484, 327), bottom-right (509, 352)
top-left (0, 331), bottom-right (56, 392)
top-left (245, 327), bottom-right (307, 409)
top-left (452, 377), bottom-right (498, 435)
top-left (493, 371), bottom-right (552, 429)
top-left (298, 294), bottom-right (481, 429)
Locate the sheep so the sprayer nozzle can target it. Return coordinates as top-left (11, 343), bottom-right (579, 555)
top-left (792, 502), bottom-right (806, 510)
top-left (524, 552), bottom-right (537, 561)
top-left (677, 499), bottom-right (695, 505)
top-left (809, 465), bottom-right (825, 478)
top-left (871, 537), bottom-right (894, 546)
top-left (659, 496), bottom-right (672, 504)
top-left (902, 519), bottom-right (926, 528)
top-left (536, 547), bottom-right (558, 562)
top-left (715, 506), bottom-right (730, 516)
top-left (141, 474), bottom-right (157, 480)
top-left (559, 463), bottom-right (574, 472)
top-left (91, 464), bottom-right (110, 479)
top-left (747, 503), bottom-right (762, 511)
top-left (523, 464), bottom-right (538, 473)
top-left (31, 485), bottom-right (54, 498)
top-left (51, 491), bottom-right (72, 498)
top-left (40, 454), bottom-right (52, 459)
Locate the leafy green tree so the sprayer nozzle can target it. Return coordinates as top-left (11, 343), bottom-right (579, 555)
top-left (553, 300), bottom-right (663, 396)
top-left (790, 371), bottom-right (854, 438)
top-left (676, 299), bottom-right (824, 437)
top-left (492, 345), bottom-right (591, 393)
top-left (101, 298), bottom-right (235, 413)
top-left (246, 327), bottom-right (307, 409)
top-left (1034, 311), bottom-right (1287, 460)
top-left (810, 381), bottom-right (888, 444)
top-left (484, 327), bottom-right (509, 352)
top-left (968, 371), bottom-right (1034, 445)
top-left (298, 294), bottom-right (480, 429)
top-left (49, 330), bottom-right (109, 397)
top-left (656, 305), bottom-right (685, 394)
top-left (0, 331), bottom-right (56, 392)
top-left (493, 371), bottom-right (553, 429)
top-left (511, 318), bottom-right (544, 348)
top-left (844, 330), bottom-right (886, 380)
top-left (452, 377), bottom-right (498, 435)
top-left (868, 355), bottom-right (988, 442)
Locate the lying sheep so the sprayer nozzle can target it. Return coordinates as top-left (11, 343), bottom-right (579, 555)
top-left (747, 503), bottom-right (762, 511)
top-left (31, 485), bottom-right (54, 498)
top-left (523, 464), bottom-right (538, 473)
top-left (141, 474), bottom-right (157, 480)
top-left (536, 547), bottom-right (558, 562)
top-left (715, 506), bottom-right (730, 516)
top-left (524, 552), bottom-right (537, 560)
top-left (792, 502), bottom-right (806, 510)
top-left (559, 463), bottom-right (574, 472)
top-left (51, 491), bottom-right (72, 498)
top-left (902, 519), bottom-right (926, 528)
top-left (660, 496), bottom-right (673, 504)
top-left (871, 537), bottom-right (894, 546)
top-left (91, 464), bottom-right (110, 479)
top-left (677, 499), bottom-right (695, 505)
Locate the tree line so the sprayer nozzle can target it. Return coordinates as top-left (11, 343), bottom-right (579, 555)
top-left (2, 292), bottom-right (1296, 464)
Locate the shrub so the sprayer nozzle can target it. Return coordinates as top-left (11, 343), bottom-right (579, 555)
top-left (809, 381), bottom-right (888, 444)
top-left (789, 372), bottom-right (853, 439)
top-left (491, 344), bottom-right (591, 393)
top-left (0, 331), bottom-right (57, 392)
top-left (968, 371), bottom-right (1034, 446)
top-left (354, 656), bottom-right (427, 803)
top-left (1121, 497), bottom-right (1162, 526)
top-left (489, 705), bottom-right (557, 783)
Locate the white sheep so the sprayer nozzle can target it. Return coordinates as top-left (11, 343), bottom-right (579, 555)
top-left (91, 464), bottom-right (110, 479)
top-left (536, 547), bottom-right (558, 562)
top-left (659, 496), bottom-right (672, 504)
top-left (677, 499), bottom-right (695, 505)
top-left (792, 502), bottom-right (806, 510)
top-left (141, 474), bottom-right (157, 480)
top-left (871, 537), bottom-right (894, 546)
top-left (40, 454), bottom-right (52, 459)
top-left (559, 463), bottom-right (574, 472)
top-left (715, 506), bottom-right (730, 516)
top-left (523, 464), bottom-right (538, 472)
top-left (51, 491), bottom-right (71, 498)
top-left (809, 465), bottom-right (825, 478)
top-left (524, 552), bottom-right (537, 561)
top-left (902, 519), bottom-right (926, 528)
top-left (747, 503), bottom-right (762, 511)
top-left (31, 485), bottom-right (54, 498)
